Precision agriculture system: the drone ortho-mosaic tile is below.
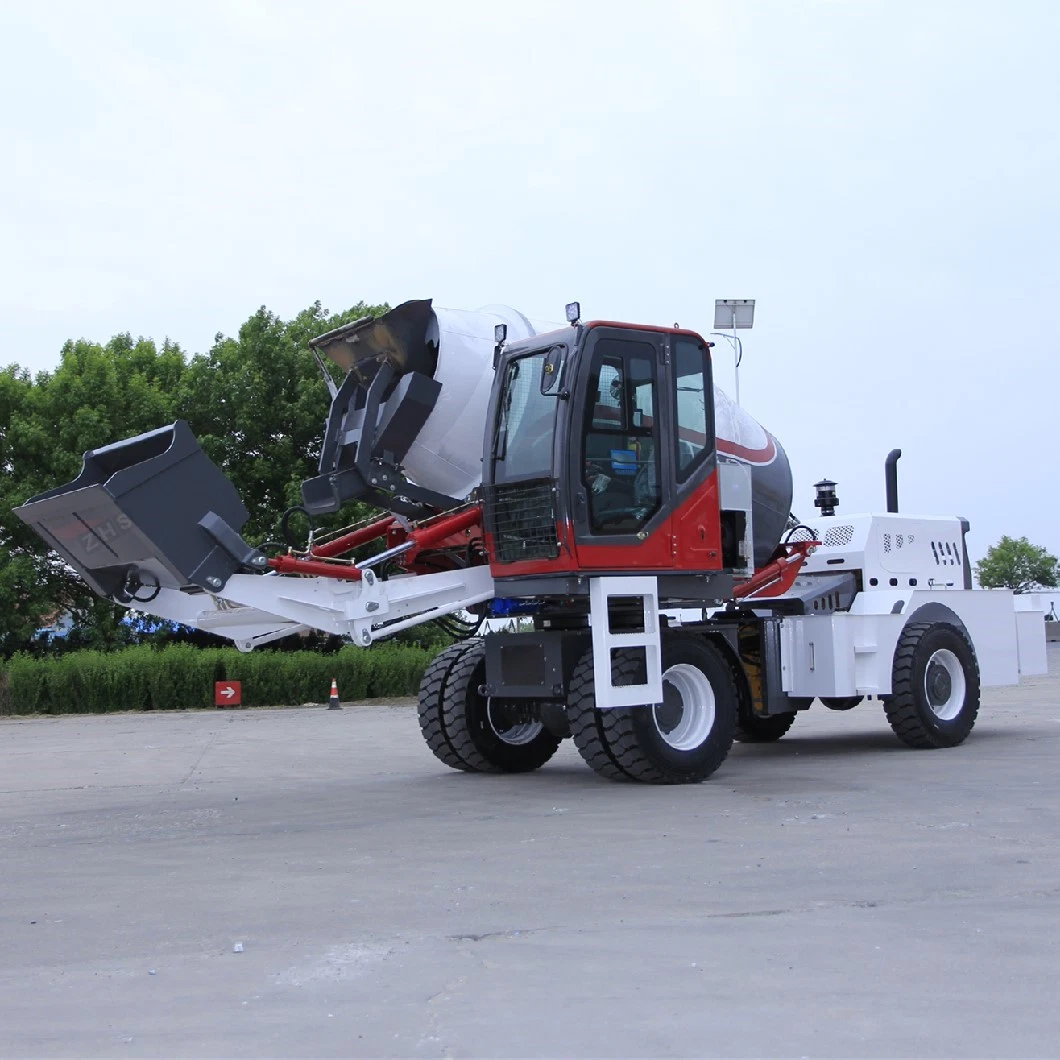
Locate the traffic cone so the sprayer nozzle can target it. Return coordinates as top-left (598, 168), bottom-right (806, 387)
top-left (328, 678), bottom-right (342, 711)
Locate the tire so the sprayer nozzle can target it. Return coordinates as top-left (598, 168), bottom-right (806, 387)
top-left (734, 710), bottom-right (796, 743)
top-left (440, 640), bottom-right (562, 773)
top-left (417, 640), bottom-right (477, 771)
top-left (883, 621), bottom-right (980, 748)
top-left (822, 696), bottom-right (863, 711)
top-left (568, 635), bottom-right (737, 784)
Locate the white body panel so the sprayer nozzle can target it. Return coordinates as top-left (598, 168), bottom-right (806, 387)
top-left (1014, 594), bottom-right (1049, 676)
top-left (778, 588), bottom-right (1045, 698)
top-left (801, 513), bottom-right (968, 590)
top-left (717, 459), bottom-right (754, 574)
top-left (776, 513), bottom-right (1047, 697)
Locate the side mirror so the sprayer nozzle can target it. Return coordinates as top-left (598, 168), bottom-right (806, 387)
top-left (539, 345), bottom-right (567, 395)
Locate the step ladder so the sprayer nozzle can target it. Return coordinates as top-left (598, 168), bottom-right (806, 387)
top-left (589, 576), bottom-right (663, 709)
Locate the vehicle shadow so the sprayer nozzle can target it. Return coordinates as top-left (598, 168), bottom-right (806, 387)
top-left (400, 721), bottom-right (1037, 797)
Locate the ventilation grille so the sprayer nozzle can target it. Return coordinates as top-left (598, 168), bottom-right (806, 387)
top-left (483, 479), bottom-right (559, 565)
top-left (823, 524), bottom-right (854, 548)
top-left (787, 525), bottom-right (818, 544)
top-left (931, 539), bottom-right (962, 566)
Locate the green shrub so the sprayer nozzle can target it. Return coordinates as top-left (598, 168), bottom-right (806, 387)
top-left (3, 654), bottom-right (47, 714)
top-left (0, 640), bottom-right (439, 715)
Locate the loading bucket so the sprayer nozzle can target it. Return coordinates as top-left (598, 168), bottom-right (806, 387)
top-left (15, 421), bottom-right (260, 602)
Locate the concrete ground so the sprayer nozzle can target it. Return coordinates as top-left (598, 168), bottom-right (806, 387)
top-left (2, 646), bottom-right (1058, 1059)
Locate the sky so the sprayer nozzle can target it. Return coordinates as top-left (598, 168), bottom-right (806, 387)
top-left (1, 0), bottom-right (1058, 564)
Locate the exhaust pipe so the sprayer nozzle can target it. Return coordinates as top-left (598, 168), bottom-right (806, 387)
top-left (885, 448), bottom-right (902, 513)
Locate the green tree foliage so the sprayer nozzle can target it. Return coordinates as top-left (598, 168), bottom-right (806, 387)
top-left (177, 301), bottom-right (387, 541)
top-left (974, 536), bottom-right (1059, 593)
top-left (0, 300), bottom-right (388, 653)
top-left (0, 364), bottom-right (48, 651)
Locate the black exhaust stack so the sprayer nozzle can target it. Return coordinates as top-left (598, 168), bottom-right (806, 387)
top-left (885, 449), bottom-right (902, 513)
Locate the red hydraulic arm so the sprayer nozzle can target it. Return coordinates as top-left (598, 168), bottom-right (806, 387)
top-left (732, 540), bottom-right (819, 601)
top-left (266, 507), bottom-right (483, 582)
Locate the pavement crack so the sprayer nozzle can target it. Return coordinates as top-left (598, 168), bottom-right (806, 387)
top-left (447, 927), bottom-right (544, 943)
top-left (708, 908), bottom-right (792, 919)
top-left (178, 731), bottom-right (221, 787)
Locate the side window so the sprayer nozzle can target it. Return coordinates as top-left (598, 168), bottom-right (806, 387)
top-left (582, 338), bottom-right (660, 534)
top-left (593, 362), bottom-right (625, 429)
top-left (673, 338), bottom-right (712, 483)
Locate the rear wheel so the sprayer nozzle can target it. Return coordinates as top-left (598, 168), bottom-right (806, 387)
top-left (883, 622), bottom-right (980, 748)
top-left (440, 640), bottom-right (562, 773)
top-left (822, 696), bottom-right (863, 711)
top-left (568, 636), bottom-right (737, 784)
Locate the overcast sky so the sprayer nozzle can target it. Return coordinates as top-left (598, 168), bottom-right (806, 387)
top-left (1, 0), bottom-right (1057, 562)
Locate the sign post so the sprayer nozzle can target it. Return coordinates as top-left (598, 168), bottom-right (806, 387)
top-left (215, 681), bottom-right (242, 708)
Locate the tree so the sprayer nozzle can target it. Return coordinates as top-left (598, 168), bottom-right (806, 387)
top-left (975, 536), bottom-right (1059, 594)
top-left (176, 300), bottom-right (388, 542)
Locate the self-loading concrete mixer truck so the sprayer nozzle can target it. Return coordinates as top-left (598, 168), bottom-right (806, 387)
top-left (16, 299), bottom-right (1048, 783)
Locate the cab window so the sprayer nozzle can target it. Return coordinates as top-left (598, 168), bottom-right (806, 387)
top-left (581, 338), bottom-right (660, 533)
top-left (673, 337), bottom-right (712, 482)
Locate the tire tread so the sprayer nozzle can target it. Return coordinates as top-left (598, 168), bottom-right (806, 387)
top-left (883, 621), bottom-right (980, 748)
top-left (417, 640), bottom-right (476, 770)
top-left (569, 637), bottom-right (736, 784)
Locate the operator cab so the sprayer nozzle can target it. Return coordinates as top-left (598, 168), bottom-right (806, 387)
top-left (483, 320), bottom-right (730, 596)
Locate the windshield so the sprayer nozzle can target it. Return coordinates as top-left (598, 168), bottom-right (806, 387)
top-left (493, 352), bottom-right (558, 481)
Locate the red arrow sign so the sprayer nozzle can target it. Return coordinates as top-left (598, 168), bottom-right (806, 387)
top-left (215, 681), bottom-right (242, 707)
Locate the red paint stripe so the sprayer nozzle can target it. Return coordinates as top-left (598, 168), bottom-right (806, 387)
top-left (717, 434), bottom-right (777, 464)
top-left (584, 320), bottom-right (711, 343)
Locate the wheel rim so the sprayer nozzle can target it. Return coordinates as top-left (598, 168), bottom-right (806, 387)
top-left (652, 663), bottom-right (716, 751)
top-left (924, 648), bottom-right (965, 721)
top-left (486, 700), bottom-right (544, 746)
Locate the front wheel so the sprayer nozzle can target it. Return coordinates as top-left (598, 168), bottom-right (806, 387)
top-left (883, 622), bottom-right (980, 748)
top-left (568, 636), bottom-right (737, 784)
top-left (439, 640), bottom-right (562, 772)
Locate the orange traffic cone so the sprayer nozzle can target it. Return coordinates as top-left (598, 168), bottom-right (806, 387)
top-left (328, 677), bottom-right (342, 711)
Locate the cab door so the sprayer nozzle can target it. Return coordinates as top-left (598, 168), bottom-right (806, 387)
top-left (567, 327), bottom-right (675, 571)
top-left (668, 334), bottom-right (724, 571)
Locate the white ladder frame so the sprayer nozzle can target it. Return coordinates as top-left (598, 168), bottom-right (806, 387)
top-left (589, 575), bottom-right (664, 709)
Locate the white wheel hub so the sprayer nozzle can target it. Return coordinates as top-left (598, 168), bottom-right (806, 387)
top-left (924, 648), bottom-right (965, 721)
top-left (652, 663), bottom-right (716, 751)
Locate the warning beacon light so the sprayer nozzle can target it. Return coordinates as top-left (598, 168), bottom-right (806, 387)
top-left (814, 478), bottom-right (839, 518)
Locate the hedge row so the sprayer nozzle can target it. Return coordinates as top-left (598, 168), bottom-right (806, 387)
top-left (0, 643), bottom-right (438, 715)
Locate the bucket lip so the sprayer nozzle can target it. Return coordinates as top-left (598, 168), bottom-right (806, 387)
top-left (308, 299), bottom-right (436, 378)
top-left (308, 312), bottom-right (377, 350)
